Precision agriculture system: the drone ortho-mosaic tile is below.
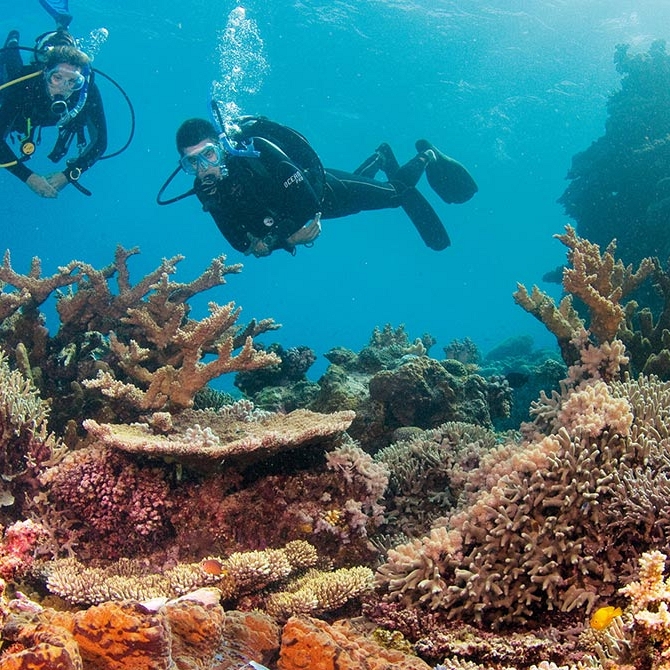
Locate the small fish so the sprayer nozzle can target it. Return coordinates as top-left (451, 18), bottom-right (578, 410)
top-left (200, 558), bottom-right (224, 576)
top-left (590, 605), bottom-right (623, 630)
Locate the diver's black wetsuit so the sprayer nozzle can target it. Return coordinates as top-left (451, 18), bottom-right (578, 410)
top-left (0, 64), bottom-right (107, 183)
top-left (195, 138), bottom-right (406, 255)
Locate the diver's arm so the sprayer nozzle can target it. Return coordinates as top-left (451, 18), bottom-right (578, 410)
top-left (0, 91), bottom-right (34, 183)
top-left (206, 204), bottom-right (255, 254)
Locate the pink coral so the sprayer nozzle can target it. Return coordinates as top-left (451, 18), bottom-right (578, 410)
top-left (556, 380), bottom-right (633, 438)
top-left (0, 520), bottom-right (48, 581)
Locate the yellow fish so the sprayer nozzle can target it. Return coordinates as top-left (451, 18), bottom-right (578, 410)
top-left (590, 605), bottom-right (623, 630)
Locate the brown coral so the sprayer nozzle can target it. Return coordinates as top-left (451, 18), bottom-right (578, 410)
top-left (82, 408), bottom-right (356, 465)
top-left (514, 225), bottom-right (653, 365)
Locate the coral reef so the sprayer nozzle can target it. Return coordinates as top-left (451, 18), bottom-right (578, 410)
top-left (559, 40), bottom-right (670, 267)
top-left (0, 248), bottom-right (280, 430)
top-left (10, 233), bottom-right (670, 669)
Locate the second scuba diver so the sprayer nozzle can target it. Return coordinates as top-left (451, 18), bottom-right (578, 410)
top-left (0, 3), bottom-right (107, 197)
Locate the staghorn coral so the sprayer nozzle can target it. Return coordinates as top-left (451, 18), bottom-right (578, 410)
top-left (0, 248), bottom-right (280, 429)
top-left (514, 225), bottom-right (653, 366)
top-left (376, 362), bottom-right (670, 630)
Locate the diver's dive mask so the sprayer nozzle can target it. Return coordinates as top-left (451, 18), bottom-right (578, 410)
top-left (179, 142), bottom-right (225, 175)
top-left (46, 65), bottom-right (86, 92)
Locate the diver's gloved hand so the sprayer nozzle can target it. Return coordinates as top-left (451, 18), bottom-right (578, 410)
top-left (287, 212), bottom-right (322, 247)
top-left (26, 173), bottom-right (59, 198)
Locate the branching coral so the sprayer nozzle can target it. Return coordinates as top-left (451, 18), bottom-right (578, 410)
top-left (0, 248), bottom-right (281, 427)
top-left (376, 363), bottom-right (670, 629)
top-left (514, 225), bottom-right (653, 365)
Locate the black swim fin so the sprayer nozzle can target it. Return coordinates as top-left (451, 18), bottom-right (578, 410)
top-left (415, 139), bottom-right (478, 204)
top-left (400, 187), bottom-right (451, 250)
top-left (375, 143), bottom-right (450, 250)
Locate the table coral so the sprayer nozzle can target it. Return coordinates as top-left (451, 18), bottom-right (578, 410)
top-left (82, 407), bottom-right (355, 464)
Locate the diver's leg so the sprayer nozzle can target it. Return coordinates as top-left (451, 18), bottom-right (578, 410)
top-left (321, 170), bottom-right (398, 218)
top-left (321, 169), bottom-right (450, 250)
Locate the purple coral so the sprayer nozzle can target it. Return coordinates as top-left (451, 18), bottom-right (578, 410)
top-left (42, 445), bottom-right (173, 559)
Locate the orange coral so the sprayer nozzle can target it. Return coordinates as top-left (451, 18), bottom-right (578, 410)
top-left (277, 616), bottom-right (432, 670)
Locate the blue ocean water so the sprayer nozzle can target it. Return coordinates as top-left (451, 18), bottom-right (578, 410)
top-left (2, 1), bottom-right (668, 383)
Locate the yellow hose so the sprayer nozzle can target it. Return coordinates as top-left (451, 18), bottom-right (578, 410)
top-left (0, 69), bottom-right (42, 92)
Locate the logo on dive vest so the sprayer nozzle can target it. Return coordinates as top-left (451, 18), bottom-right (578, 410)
top-left (284, 171), bottom-right (303, 188)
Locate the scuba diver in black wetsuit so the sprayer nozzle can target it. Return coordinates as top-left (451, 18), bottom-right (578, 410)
top-left (158, 113), bottom-right (478, 257)
top-left (0, 0), bottom-right (110, 197)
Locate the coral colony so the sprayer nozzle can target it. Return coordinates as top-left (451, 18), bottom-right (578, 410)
top-left (1, 227), bottom-right (670, 670)
top-left (4, 45), bottom-right (670, 670)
